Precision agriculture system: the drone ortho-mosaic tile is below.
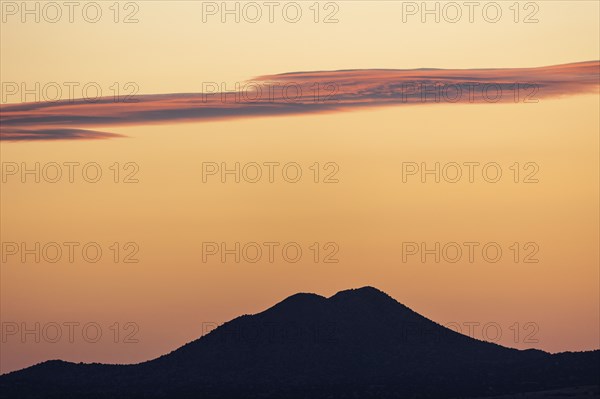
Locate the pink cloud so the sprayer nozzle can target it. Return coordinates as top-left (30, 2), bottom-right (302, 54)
top-left (1, 61), bottom-right (598, 141)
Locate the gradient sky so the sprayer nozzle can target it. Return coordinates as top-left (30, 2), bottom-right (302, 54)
top-left (1, 1), bottom-right (599, 374)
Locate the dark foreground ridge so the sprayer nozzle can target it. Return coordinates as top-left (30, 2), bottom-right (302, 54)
top-left (1, 287), bottom-right (598, 398)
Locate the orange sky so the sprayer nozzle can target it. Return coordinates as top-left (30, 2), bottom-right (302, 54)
top-left (1, 1), bottom-right (599, 374)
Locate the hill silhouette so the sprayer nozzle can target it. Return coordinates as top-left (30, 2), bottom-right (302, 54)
top-left (1, 287), bottom-right (598, 398)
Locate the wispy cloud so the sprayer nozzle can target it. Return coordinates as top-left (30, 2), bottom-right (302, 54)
top-left (1, 128), bottom-right (124, 141)
top-left (1, 61), bottom-right (598, 141)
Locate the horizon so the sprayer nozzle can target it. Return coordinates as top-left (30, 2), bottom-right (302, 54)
top-left (3, 284), bottom-right (597, 376)
top-left (1, 283), bottom-right (597, 376)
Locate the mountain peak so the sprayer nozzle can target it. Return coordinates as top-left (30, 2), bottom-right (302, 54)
top-left (332, 286), bottom-right (388, 296)
top-left (329, 286), bottom-right (397, 304)
top-left (264, 291), bottom-right (326, 314)
top-left (2, 286), bottom-right (598, 398)
top-left (281, 291), bottom-right (325, 303)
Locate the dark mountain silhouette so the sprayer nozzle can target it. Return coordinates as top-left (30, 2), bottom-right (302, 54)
top-left (1, 287), bottom-right (598, 398)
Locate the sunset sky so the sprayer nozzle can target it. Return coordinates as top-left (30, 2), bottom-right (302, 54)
top-left (1, 1), bottom-right (599, 374)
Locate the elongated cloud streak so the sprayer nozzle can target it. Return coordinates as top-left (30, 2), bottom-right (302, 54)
top-left (1, 61), bottom-right (598, 141)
